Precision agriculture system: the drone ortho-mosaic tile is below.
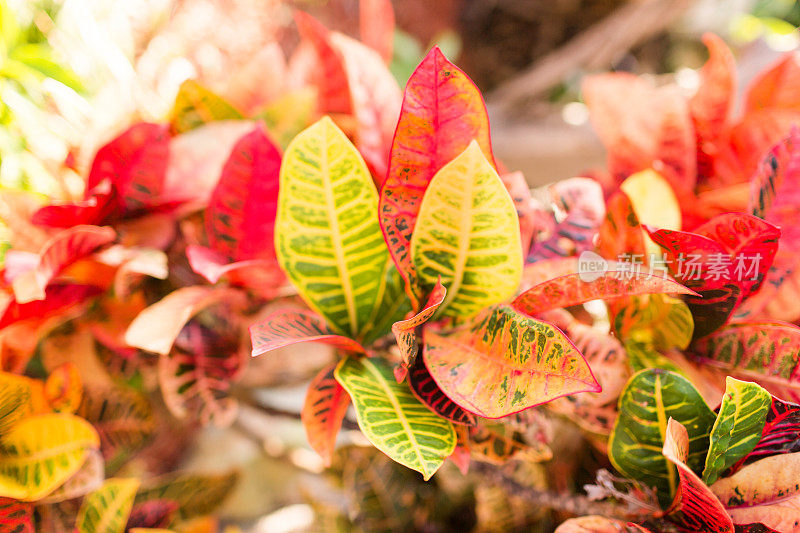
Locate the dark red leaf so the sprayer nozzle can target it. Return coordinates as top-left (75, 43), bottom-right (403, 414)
top-left (0, 497), bottom-right (33, 533)
top-left (728, 396), bottom-right (800, 475)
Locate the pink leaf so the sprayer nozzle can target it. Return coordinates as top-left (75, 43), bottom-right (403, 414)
top-left (249, 308), bottom-right (366, 357)
top-left (359, 0), bottom-right (394, 63)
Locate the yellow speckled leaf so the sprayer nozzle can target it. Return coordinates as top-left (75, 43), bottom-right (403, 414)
top-left (77, 477), bottom-right (140, 533)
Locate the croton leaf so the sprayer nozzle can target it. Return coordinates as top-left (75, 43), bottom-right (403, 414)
top-left (334, 356), bottom-right (456, 480)
top-left (0, 373), bottom-right (40, 436)
top-left (0, 498), bottom-right (33, 533)
top-left (391, 279), bottom-right (446, 382)
top-left (458, 423), bottom-right (551, 465)
top-left (703, 378), bottom-right (771, 486)
top-left (32, 185), bottom-right (118, 229)
top-left (614, 293), bottom-right (695, 352)
top-left (512, 272), bottom-right (693, 317)
top-left (125, 286), bottom-right (244, 355)
top-left (169, 79), bottom-right (243, 135)
top-left (596, 191), bottom-right (647, 261)
top-left (39, 449), bottom-right (104, 504)
top-left (423, 305), bottom-right (600, 419)
top-left (729, 395), bottom-right (800, 473)
top-left (250, 308), bottom-right (366, 357)
top-left (744, 52), bottom-right (800, 113)
top-left (301, 363), bottom-right (351, 467)
top-left (134, 471), bottom-right (238, 522)
top-left (125, 499), bottom-right (178, 530)
top-left (206, 123), bottom-right (281, 263)
top-left (86, 123), bottom-right (170, 211)
top-left (379, 46), bottom-right (494, 308)
top-left (185, 245), bottom-right (284, 297)
top-left (662, 418), bottom-right (735, 533)
top-left (711, 451), bottom-right (800, 531)
top-left (407, 358), bottom-right (477, 427)
top-left (501, 171), bottom-right (540, 258)
top-left (691, 322), bottom-right (800, 399)
top-left (276, 116), bottom-right (394, 339)
top-left (359, 0), bottom-right (394, 63)
top-left (609, 369), bottom-right (717, 507)
top-left (44, 362), bottom-right (82, 414)
top-left (354, 258), bottom-right (412, 346)
top-left (0, 413), bottom-right (99, 501)
top-left (410, 141), bottom-right (522, 318)
top-left (76, 477), bottom-right (139, 533)
top-left (10, 225), bottom-right (115, 303)
top-left (294, 11), bottom-right (351, 114)
top-left (648, 213), bottom-right (780, 338)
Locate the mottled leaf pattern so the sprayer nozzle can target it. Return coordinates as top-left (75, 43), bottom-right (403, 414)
top-left (39, 449), bottom-right (104, 504)
top-left (276, 117), bottom-right (390, 339)
top-left (334, 356), bottom-right (456, 480)
top-left (302, 364), bottom-right (351, 467)
top-left (703, 378), bottom-right (771, 485)
top-left (250, 308), bottom-right (366, 357)
top-left (609, 369), bottom-right (717, 506)
top-left (410, 141), bottom-right (521, 318)
top-left (460, 424), bottom-right (552, 465)
top-left (614, 293), bottom-right (694, 352)
top-left (379, 46), bottom-right (494, 307)
top-left (76, 477), bottom-right (139, 533)
top-left (169, 80), bottom-right (243, 134)
top-left (423, 305), bottom-right (600, 419)
top-left (663, 419), bottom-right (735, 533)
top-left (391, 279), bottom-right (445, 382)
top-left (407, 358), bottom-right (477, 426)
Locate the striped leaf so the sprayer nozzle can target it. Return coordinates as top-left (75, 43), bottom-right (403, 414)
top-left (662, 419), bottom-right (734, 533)
top-left (76, 477), bottom-right (139, 533)
top-left (356, 258), bottom-right (412, 346)
top-left (614, 293), bottom-right (694, 351)
top-left (512, 272), bottom-right (693, 317)
top-left (0, 373), bottom-right (39, 436)
top-left (134, 471), bottom-right (238, 522)
top-left (407, 358), bottom-right (477, 427)
top-left (0, 498), bottom-right (33, 533)
top-left (302, 364), bottom-right (351, 467)
top-left (334, 356), bottom-right (456, 480)
top-left (250, 308), bottom-right (366, 357)
top-left (729, 396), bottom-right (800, 473)
top-left (422, 305), bottom-right (600, 419)
top-left (0, 413), bottom-right (100, 501)
top-left (276, 116), bottom-right (391, 340)
top-left (609, 369), bottom-right (717, 507)
top-left (40, 449), bottom-right (104, 504)
top-left (169, 80), bottom-right (243, 134)
top-left (391, 279), bottom-right (446, 382)
top-left (379, 46), bottom-right (494, 308)
top-left (703, 378), bottom-right (771, 485)
top-left (410, 141), bottom-right (522, 318)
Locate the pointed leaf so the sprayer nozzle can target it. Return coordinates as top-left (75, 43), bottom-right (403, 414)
top-left (294, 11), bottom-right (351, 114)
top-left (703, 379), bottom-right (771, 486)
top-left (379, 46), bottom-right (494, 307)
top-left (134, 471), bottom-right (238, 521)
top-left (423, 305), bottom-right (600, 419)
top-left (744, 52), bottom-right (800, 113)
top-left (407, 358), bottom-right (476, 426)
top-left (11, 225), bottom-right (115, 303)
top-left (0, 413), bottom-right (99, 501)
top-left (302, 364), bottom-right (350, 467)
top-left (356, 257), bottom-right (412, 346)
top-left (169, 80), bottom-right (243, 134)
top-left (276, 116), bottom-right (391, 339)
top-left (391, 279), bottom-right (445, 382)
top-left (609, 369), bottom-right (717, 506)
top-left (77, 477), bottom-right (140, 533)
top-left (359, 0), bottom-right (394, 63)
top-left (250, 308), bottom-right (366, 357)
top-left (513, 272), bottom-right (693, 317)
top-left (410, 141), bottom-right (521, 318)
top-left (663, 419), bottom-right (734, 532)
top-left (334, 356), bottom-right (456, 480)
top-left (86, 123), bottom-right (170, 211)
top-left (597, 191), bottom-right (647, 261)
top-left (206, 123), bottom-right (281, 263)
top-left (32, 186), bottom-right (118, 228)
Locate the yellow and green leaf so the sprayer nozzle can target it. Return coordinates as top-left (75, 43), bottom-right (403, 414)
top-left (134, 471), bottom-right (238, 522)
top-left (614, 293), bottom-right (694, 351)
top-left (276, 117), bottom-right (396, 340)
top-left (609, 369), bottom-right (716, 507)
top-left (170, 80), bottom-right (243, 134)
top-left (76, 477), bottom-right (140, 533)
top-left (410, 141), bottom-right (522, 319)
top-left (702, 378), bottom-right (771, 485)
top-left (334, 356), bottom-right (456, 480)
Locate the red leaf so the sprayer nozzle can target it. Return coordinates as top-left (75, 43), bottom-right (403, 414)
top-left (379, 46), bottom-right (494, 307)
top-left (301, 363), bottom-right (350, 467)
top-left (391, 279), bottom-right (446, 382)
top-left (126, 499), bottom-right (179, 530)
top-left (729, 108), bottom-right (800, 181)
top-left (0, 497), bottom-right (33, 533)
top-left (294, 11), bottom-right (351, 114)
top-left (0, 284), bottom-right (102, 330)
top-left (207, 124), bottom-right (281, 263)
top-left (729, 396), bottom-right (800, 475)
top-left (186, 245), bottom-right (284, 297)
top-left (596, 191), bottom-right (647, 261)
top-left (407, 357), bottom-right (477, 426)
top-left (744, 52), bottom-right (800, 113)
top-left (249, 308), bottom-right (366, 357)
top-left (86, 123), bottom-right (170, 211)
top-left (359, 0), bottom-right (394, 63)
top-left (662, 418), bottom-right (734, 533)
top-left (329, 32), bottom-right (401, 185)
top-left (31, 184), bottom-right (118, 228)
top-left (11, 225), bottom-right (116, 303)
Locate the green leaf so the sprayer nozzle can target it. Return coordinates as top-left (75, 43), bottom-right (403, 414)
top-left (276, 116), bottom-right (395, 340)
top-left (410, 141), bottom-right (522, 319)
top-left (614, 293), bottom-right (694, 351)
top-left (334, 356), bottom-right (456, 480)
top-left (702, 377), bottom-right (771, 485)
top-left (134, 471), bottom-right (238, 521)
top-left (76, 478), bottom-right (139, 533)
top-left (170, 79), bottom-right (243, 134)
top-left (609, 369), bottom-right (717, 507)
top-left (358, 258), bottom-right (412, 345)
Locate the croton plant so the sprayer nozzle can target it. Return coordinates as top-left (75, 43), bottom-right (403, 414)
top-left (1, 4), bottom-right (800, 531)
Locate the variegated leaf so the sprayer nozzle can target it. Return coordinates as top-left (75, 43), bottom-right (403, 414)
top-left (250, 308), bottom-right (366, 357)
top-left (302, 363), bottom-right (350, 467)
top-left (0, 497), bottom-right (33, 533)
top-left (134, 471), bottom-right (238, 522)
top-left (422, 305), bottom-right (600, 419)
top-left (596, 191), bottom-right (647, 261)
top-left (410, 141), bottom-right (522, 318)
top-left (39, 449), bottom-right (104, 504)
top-left (391, 279), bottom-right (445, 382)
top-left (407, 358), bottom-right (476, 427)
top-left (614, 293), bottom-right (695, 351)
top-left (334, 356), bottom-right (456, 480)
top-left (294, 11), bottom-right (351, 114)
top-left (44, 362), bottom-right (82, 414)
top-left (728, 395), bottom-right (800, 474)
top-left (76, 477), bottom-right (139, 533)
top-left (169, 80), bottom-right (243, 134)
